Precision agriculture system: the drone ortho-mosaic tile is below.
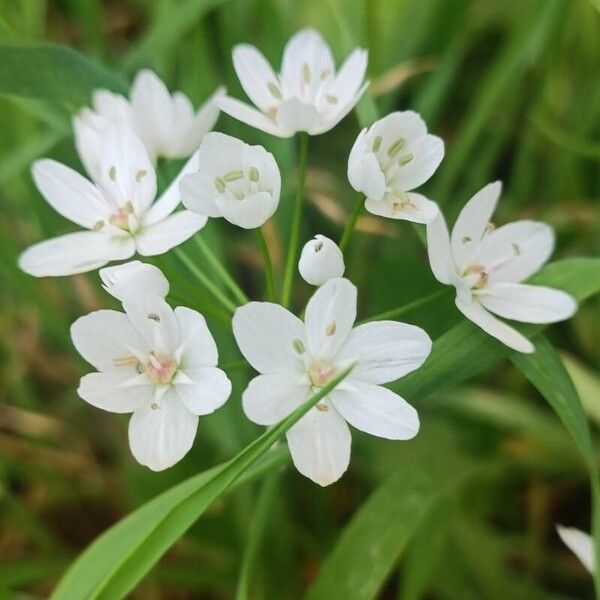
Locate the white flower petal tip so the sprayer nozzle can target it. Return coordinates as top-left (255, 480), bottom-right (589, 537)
top-left (556, 525), bottom-right (595, 573)
top-left (221, 29), bottom-right (368, 136)
top-left (71, 286), bottom-right (231, 470)
top-left (19, 125), bottom-right (203, 278)
top-left (232, 276), bottom-right (429, 486)
top-left (99, 260), bottom-right (169, 301)
top-left (426, 181), bottom-right (576, 353)
top-left (348, 110), bottom-right (444, 223)
top-left (299, 235), bottom-right (345, 286)
top-left (180, 132), bottom-right (280, 229)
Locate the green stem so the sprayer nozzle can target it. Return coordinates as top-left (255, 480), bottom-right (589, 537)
top-left (194, 235), bottom-right (248, 305)
top-left (339, 193), bottom-right (365, 251)
top-left (256, 228), bottom-right (277, 301)
top-left (282, 133), bottom-right (309, 308)
top-left (360, 288), bottom-right (449, 323)
top-left (174, 247), bottom-right (237, 314)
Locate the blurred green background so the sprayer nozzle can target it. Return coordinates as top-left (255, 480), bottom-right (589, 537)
top-left (0, 0), bottom-right (599, 598)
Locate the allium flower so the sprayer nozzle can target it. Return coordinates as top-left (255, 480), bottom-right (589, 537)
top-left (299, 235), bottom-right (345, 286)
top-left (348, 111), bottom-right (443, 223)
top-left (74, 69), bottom-right (224, 169)
top-left (100, 260), bottom-right (169, 301)
top-left (426, 181), bottom-right (577, 353)
top-left (216, 28), bottom-right (368, 137)
top-left (233, 278), bottom-right (431, 486)
top-left (180, 132), bottom-right (280, 229)
top-left (557, 526), bottom-right (594, 573)
top-left (18, 125), bottom-right (206, 277)
top-left (71, 292), bottom-right (231, 471)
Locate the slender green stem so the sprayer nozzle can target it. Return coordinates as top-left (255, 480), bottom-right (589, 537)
top-left (360, 288), bottom-right (449, 323)
top-left (339, 193), bottom-right (365, 251)
top-left (235, 473), bottom-right (280, 600)
top-left (194, 235), bottom-right (248, 305)
top-left (282, 133), bottom-right (309, 308)
top-left (256, 228), bottom-right (277, 302)
top-left (174, 247), bottom-right (237, 314)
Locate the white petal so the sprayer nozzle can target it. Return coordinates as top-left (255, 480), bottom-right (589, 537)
top-left (215, 190), bottom-right (277, 229)
top-left (216, 96), bottom-right (289, 137)
top-left (71, 309), bottom-right (147, 372)
top-left (128, 389), bottom-right (197, 471)
top-left (186, 86), bottom-right (225, 147)
top-left (281, 28), bottom-right (334, 99)
top-left (232, 44), bottom-right (280, 112)
top-left (96, 124), bottom-right (157, 215)
top-left (365, 192), bottom-right (439, 224)
top-left (390, 134), bottom-right (444, 191)
top-left (473, 220), bottom-right (554, 284)
top-left (131, 69), bottom-right (175, 161)
top-left (310, 82), bottom-right (368, 134)
top-left (78, 371), bottom-right (153, 413)
top-left (478, 283), bottom-right (577, 324)
top-left (337, 321), bottom-right (432, 384)
top-left (32, 159), bottom-right (111, 228)
top-left (174, 366), bottom-right (231, 415)
top-left (145, 149), bottom-right (201, 225)
top-left (277, 98), bottom-right (319, 133)
top-left (426, 211), bottom-right (455, 285)
top-left (557, 526), bottom-right (595, 573)
top-left (136, 210), bottom-right (207, 256)
top-left (174, 306), bottom-right (218, 367)
top-left (347, 150), bottom-right (386, 201)
top-left (100, 260), bottom-right (169, 301)
top-left (324, 48), bottom-right (368, 107)
top-left (121, 294), bottom-right (180, 356)
top-left (286, 403), bottom-right (351, 486)
top-left (232, 302), bottom-right (306, 374)
top-left (180, 171), bottom-right (221, 218)
top-left (305, 278), bottom-right (356, 359)
top-left (164, 92), bottom-right (195, 158)
top-left (330, 380), bottom-right (419, 440)
top-left (242, 373), bottom-right (308, 425)
top-left (298, 235), bottom-right (345, 286)
top-left (455, 295), bottom-right (534, 353)
top-left (450, 181), bottom-right (502, 271)
top-left (18, 231), bottom-right (135, 277)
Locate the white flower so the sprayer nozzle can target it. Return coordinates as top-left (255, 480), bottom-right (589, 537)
top-left (557, 525), bottom-right (594, 573)
top-left (232, 278), bottom-right (431, 486)
top-left (426, 181), bottom-right (577, 353)
top-left (71, 292), bottom-right (231, 471)
top-left (180, 132), bottom-right (280, 229)
top-left (299, 235), bottom-right (345, 286)
top-left (74, 69), bottom-right (224, 170)
top-left (18, 124), bottom-right (206, 277)
top-left (348, 111), bottom-right (443, 224)
top-left (100, 260), bottom-right (169, 301)
top-left (216, 28), bottom-right (368, 137)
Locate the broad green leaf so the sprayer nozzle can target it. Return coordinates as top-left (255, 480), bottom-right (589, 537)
top-left (51, 365), bottom-right (353, 600)
top-left (0, 44), bottom-right (127, 104)
top-left (511, 337), bottom-right (600, 598)
top-left (123, 0), bottom-right (232, 72)
top-left (395, 258), bottom-right (600, 399)
top-left (303, 455), bottom-right (484, 600)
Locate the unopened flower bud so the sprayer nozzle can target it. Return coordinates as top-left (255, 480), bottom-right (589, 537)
top-left (298, 235), bottom-right (345, 286)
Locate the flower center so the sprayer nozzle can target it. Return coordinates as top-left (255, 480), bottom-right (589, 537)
top-left (109, 201), bottom-right (135, 231)
top-left (146, 351), bottom-right (178, 385)
top-left (463, 264), bottom-right (489, 290)
top-left (308, 361), bottom-right (337, 388)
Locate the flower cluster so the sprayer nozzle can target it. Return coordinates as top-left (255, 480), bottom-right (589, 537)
top-left (18, 28), bottom-right (578, 485)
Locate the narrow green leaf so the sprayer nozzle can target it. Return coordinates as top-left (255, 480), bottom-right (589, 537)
top-left (511, 337), bottom-right (600, 599)
top-left (51, 365), bottom-right (354, 600)
top-left (0, 44), bottom-right (127, 104)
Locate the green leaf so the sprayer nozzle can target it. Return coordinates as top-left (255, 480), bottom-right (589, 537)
top-left (51, 365), bottom-right (354, 600)
top-left (122, 0), bottom-right (232, 72)
top-left (511, 337), bottom-right (600, 598)
top-left (0, 44), bottom-right (127, 105)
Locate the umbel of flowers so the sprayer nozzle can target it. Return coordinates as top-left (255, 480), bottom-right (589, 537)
top-left (18, 28), bottom-right (577, 487)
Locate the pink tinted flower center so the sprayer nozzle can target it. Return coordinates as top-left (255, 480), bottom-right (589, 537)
top-left (146, 351), bottom-right (177, 385)
top-left (308, 361), bottom-right (337, 388)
